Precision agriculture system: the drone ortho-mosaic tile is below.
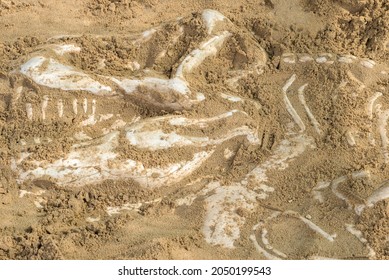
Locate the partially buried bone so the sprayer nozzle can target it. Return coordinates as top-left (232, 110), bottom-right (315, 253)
top-left (181, 125), bottom-right (316, 248)
top-left (12, 110), bottom-right (259, 188)
top-left (17, 9), bottom-right (266, 111)
top-left (13, 131), bottom-right (214, 188)
top-left (20, 57), bottom-right (113, 95)
top-left (125, 110), bottom-right (260, 150)
top-left (250, 211), bottom-right (337, 260)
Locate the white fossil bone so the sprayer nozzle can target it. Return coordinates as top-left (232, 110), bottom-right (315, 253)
top-left (220, 93), bottom-right (243, 102)
top-left (202, 181), bottom-right (260, 248)
top-left (316, 56), bottom-right (328, 63)
top-left (298, 84), bottom-right (322, 134)
top-left (202, 9), bottom-right (227, 34)
top-left (167, 110), bottom-right (242, 127)
top-left (16, 86), bottom-right (23, 95)
top-left (72, 98), bottom-right (78, 115)
top-left (331, 175), bottom-right (350, 206)
top-left (57, 99), bottom-right (64, 118)
top-left (377, 108), bottom-right (389, 163)
top-left (52, 44), bottom-right (81, 55)
top-left (315, 53), bottom-right (334, 64)
top-left (352, 170), bottom-right (371, 179)
top-left (338, 54), bottom-right (357, 64)
top-left (111, 76), bottom-right (202, 110)
top-left (346, 130), bottom-right (356, 146)
top-left (125, 111), bottom-right (259, 150)
top-left (251, 210), bottom-right (336, 259)
top-left (26, 103), bottom-right (33, 121)
top-left (366, 180), bottom-right (389, 207)
top-left (41, 95), bottom-right (49, 120)
top-left (250, 231), bottom-right (282, 260)
top-left (91, 99), bottom-right (96, 115)
top-left (296, 213), bottom-right (336, 242)
top-left (175, 32), bottom-right (231, 79)
top-left (366, 92), bottom-right (382, 119)
top-left (282, 53), bottom-right (296, 64)
top-left (82, 97), bottom-right (88, 114)
top-left (312, 181), bottom-right (331, 203)
top-left (20, 56), bottom-right (112, 95)
top-left (298, 55), bottom-right (314, 62)
top-left (360, 59), bottom-right (376, 69)
top-left (282, 75), bottom-right (306, 132)
top-left (133, 28), bottom-right (157, 44)
top-left (14, 131), bottom-right (214, 188)
top-left (107, 198), bottom-right (162, 216)
top-left (86, 217), bottom-right (100, 223)
top-left (345, 224), bottom-right (376, 258)
top-left (202, 127), bottom-right (315, 248)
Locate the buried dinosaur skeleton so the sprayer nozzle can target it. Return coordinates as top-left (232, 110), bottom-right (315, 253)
top-left (11, 9), bottom-right (267, 188)
top-left (2, 9), bottom-right (389, 259)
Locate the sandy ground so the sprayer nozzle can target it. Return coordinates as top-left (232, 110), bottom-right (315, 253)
top-left (0, 0), bottom-right (388, 259)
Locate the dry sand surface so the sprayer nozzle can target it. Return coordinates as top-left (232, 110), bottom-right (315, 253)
top-left (0, 0), bottom-right (388, 260)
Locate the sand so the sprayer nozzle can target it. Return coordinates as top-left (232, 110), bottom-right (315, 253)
top-left (0, 0), bottom-right (388, 260)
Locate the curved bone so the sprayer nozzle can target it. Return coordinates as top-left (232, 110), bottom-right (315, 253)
top-left (202, 9), bottom-right (227, 34)
top-left (175, 32), bottom-right (231, 79)
top-left (366, 180), bottom-right (389, 207)
top-left (298, 84), bottom-right (322, 135)
top-left (282, 75), bottom-right (306, 132)
top-left (251, 210), bottom-right (336, 259)
top-left (366, 92), bottom-right (382, 119)
top-left (125, 110), bottom-right (259, 150)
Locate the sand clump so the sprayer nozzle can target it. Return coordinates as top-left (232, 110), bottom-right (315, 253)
top-left (0, 0), bottom-right (388, 260)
